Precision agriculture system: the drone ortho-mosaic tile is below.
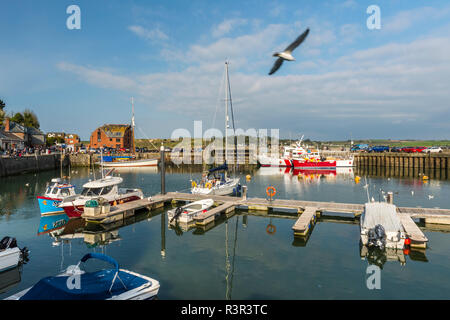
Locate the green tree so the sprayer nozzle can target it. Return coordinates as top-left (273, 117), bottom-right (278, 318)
top-left (0, 99), bottom-right (5, 125)
top-left (23, 109), bottom-right (40, 129)
top-left (11, 112), bottom-right (24, 125)
top-left (9, 109), bottom-right (40, 129)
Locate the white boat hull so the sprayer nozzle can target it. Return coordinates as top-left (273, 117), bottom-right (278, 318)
top-left (167, 199), bottom-right (214, 224)
top-left (360, 202), bottom-right (406, 250)
top-left (257, 155), bottom-right (291, 167)
top-left (0, 248), bottom-right (21, 272)
top-left (5, 269), bottom-right (159, 300)
top-left (336, 159), bottom-right (354, 167)
top-left (101, 159), bottom-right (158, 167)
top-left (191, 178), bottom-right (240, 196)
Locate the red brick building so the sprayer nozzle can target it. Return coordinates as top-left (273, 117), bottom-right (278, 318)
top-left (89, 124), bottom-right (133, 150)
top-left (65, 133), bottom-right (81, 151)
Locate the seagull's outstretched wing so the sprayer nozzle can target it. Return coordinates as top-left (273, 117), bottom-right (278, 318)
top-left (268, 57), bottom-right (284, 75)
top-left (284, 28), bottom-right (309, 53)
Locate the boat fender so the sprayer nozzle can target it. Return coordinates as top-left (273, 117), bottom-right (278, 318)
top-left (191, 181), bottom-right (197, 188)
top-left (205, 182), bottom-right (212, 189)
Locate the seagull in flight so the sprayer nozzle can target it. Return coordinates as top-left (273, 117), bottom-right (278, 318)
top-left (268, 28), bottom-right (310, 75)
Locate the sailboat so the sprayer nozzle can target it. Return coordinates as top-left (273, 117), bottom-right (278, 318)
top-left (102, 98), bottom-right (158, 168)
top-left (190, 61), bottom-right (241, 196)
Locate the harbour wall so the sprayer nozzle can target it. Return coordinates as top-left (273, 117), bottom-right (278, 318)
top-left (0, 154), bottom-right (63, 177)
top-left (354, 153), bottom-right (449, 171)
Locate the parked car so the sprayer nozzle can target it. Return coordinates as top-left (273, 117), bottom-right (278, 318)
top-left (368, 145), bottom-right (390, 153)
top-left (351, 144), bottom-right (369, 152)
top-left (401, 146), bottom-right (427, 153)
top-left (390, 146), bottom-right (402, 152)
top-left (422, 146), bottom-right (443, 153)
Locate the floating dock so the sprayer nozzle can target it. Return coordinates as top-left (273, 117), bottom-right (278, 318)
top-left (82, 191), bottom-right (450, 249)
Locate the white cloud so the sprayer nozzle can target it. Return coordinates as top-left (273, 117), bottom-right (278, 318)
top-left (128, 25), bottom-right (169, 41)
top-left (58, 26), bottom-right (450, 138)
top-left (340, 0), bottom-right (357, 9)
top-left (384, 6), bottom-right (450, 32)
top-left (212, 18), bottom-right (248, 38)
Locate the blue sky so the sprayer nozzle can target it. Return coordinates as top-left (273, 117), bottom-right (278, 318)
top-left (0, 0), bottom-right (449, 140)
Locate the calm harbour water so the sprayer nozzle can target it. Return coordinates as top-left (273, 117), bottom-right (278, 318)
top-left (0, 166), bottom-right (450, 300)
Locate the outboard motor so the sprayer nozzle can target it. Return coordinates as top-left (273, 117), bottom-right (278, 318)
top-left (0, 236), bottom-right (17, 251)
top-left (368, 224), bottom-right (386, 250)
top-left (170, 207), bottom-right (183, 223)
top-left (20, 247), bottom-right (30, 264)
top-left (0, 236), bottom-right (30, 264)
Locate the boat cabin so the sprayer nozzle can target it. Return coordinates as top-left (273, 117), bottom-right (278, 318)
top-left (80, 176), bottom-right (123, 197)
top-left (45, 178), bottom-right (76, 199)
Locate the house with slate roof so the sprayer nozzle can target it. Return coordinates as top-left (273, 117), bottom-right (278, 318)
top-left (88, 124), bottom-right (132, 150)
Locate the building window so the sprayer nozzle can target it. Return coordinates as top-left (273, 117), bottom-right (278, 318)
top-left (97, 130), bottom-right (101, 142)
top-left (110, 138), bottom-right (112, 142)
top-left (116, 138), bottom-right (120, 142)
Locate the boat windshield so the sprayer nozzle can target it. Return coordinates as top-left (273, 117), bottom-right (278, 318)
top-left (100, 186), bottom-right (113, 195)
top-left (60, 188), bottom-right (70, 197)
top-left (81, 187), bottom-right (102, 196)
top-left (46, 187), bottom-right (52, 194)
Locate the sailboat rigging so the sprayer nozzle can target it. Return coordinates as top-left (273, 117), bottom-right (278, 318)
top-left (101, 97), bottom-right (158, 168)
top-left (190, 61), bottom-right (241, 196)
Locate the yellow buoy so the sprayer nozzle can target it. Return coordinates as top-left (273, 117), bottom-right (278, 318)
top-left (422, 175), bottom-right (429, 180)
top-left (246, 174), bottom-right (251, 181)
top-left (354, 176), bottom-right (361, 184)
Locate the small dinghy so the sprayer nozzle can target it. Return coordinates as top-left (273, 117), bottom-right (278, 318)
top-left (0, 237), bottom-right (29, 272)
top-left (6, 253), bottom-right (160, 300)
top-left (360, 202), bottom-right (407, 250)
top-left (167, 199), bottom-right (214, 224)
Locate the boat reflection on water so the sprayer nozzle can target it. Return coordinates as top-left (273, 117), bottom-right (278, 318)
top-left (360, 244), bottom-right (407, 267)
top-left (256, 166), bottom-right (354, 185)
top-left (0, 266), bottom-right (22, 295)
top-left (360, 242), bottom-right (428, 268)
top-left (37, 206), bottom-right (164, 249)
top-left (37, 213), bottom-right (70, 236)
top-left (109, 166), bottom-right (158, 174)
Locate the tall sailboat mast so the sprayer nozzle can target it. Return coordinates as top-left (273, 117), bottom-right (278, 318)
top-left (131, 97), bottom-right (136, 156)
top-left (225, 62), bottom-right (229, 164)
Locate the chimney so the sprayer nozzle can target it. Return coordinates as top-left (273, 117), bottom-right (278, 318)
top-left (5, 117), bottom-right (10, 132)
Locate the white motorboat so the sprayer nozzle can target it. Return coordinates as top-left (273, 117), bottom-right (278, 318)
top-left (5, 253), bottom-right (160, 300)
top-left (0, 237), bottom-right (28, 272)
top-left (37, 178), bottom-right (77, 216)
top-left (58, 175), bottom-right (144, 219)
top-left (360, 202), bottom-right (407, 250)
top-left (168, 199), bottom-right (214, 224)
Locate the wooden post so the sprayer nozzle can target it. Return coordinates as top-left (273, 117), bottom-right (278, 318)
top-left (160, 145), bottom-right (166, 195)
top-left (387, 192), bottom-right (393, 204)
top-left (242, 185), bottom-right (247, 200)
